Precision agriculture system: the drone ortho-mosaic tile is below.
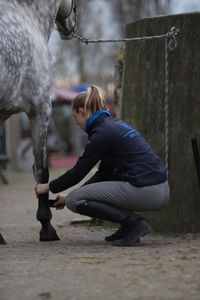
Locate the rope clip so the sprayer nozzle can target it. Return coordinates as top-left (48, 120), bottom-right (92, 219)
top-left (167, 27), bottom-right (179, 51)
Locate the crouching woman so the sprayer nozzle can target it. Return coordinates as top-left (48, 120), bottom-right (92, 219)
top-left (35, 85), bottom-right (170, 247)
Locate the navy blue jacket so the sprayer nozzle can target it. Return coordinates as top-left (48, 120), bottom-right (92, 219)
top-left (49, 110), bottom-right (167, 193)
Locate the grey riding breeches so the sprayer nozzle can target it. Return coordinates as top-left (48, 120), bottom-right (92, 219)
top-left (65, 180), bottom-right (170, 213)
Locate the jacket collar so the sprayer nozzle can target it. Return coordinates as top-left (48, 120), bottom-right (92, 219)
top-left (85, 109), bottom-right (111, 132)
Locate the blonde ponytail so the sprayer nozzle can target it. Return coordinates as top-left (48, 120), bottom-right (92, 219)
top-left (73, 85), bottom-right (107, 116)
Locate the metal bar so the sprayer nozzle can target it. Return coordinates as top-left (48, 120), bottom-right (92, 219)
top-left (191, 138), bottom-right (200, 190)
top-left (0, 233), bottom-right (6, 244)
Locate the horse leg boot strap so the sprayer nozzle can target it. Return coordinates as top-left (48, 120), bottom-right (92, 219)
top-left (76, 200), bottom-right (152, 246)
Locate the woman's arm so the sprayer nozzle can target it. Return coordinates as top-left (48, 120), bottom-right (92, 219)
top-left (49, 133), bottom-right (110, 193)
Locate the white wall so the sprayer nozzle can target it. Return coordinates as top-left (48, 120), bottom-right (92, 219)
top-left (170, 0), bottom-right (200, 13)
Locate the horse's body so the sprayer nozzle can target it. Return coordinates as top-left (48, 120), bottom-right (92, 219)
top-left (0, 0), bottom-right (75, 242)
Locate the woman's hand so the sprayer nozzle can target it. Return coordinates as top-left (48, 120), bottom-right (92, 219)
top-left (34, 183), bottom-right (49, 198)
top-left (54, 195), bottom-right (66, 210)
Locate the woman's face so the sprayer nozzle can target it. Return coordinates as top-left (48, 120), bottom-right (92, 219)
top-left (73, 108), bottom-right (88, 130)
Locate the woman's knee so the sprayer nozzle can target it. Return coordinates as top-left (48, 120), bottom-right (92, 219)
top-left (65, 189), bottom-right (84, 212)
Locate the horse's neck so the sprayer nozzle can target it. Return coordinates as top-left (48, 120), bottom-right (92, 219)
top-left (17, 0), bottom-right (61, 40)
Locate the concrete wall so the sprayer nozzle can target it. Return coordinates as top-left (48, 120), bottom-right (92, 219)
top-left (121, 13), bottom-right (200, 233)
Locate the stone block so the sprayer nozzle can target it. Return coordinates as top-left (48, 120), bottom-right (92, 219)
top-left (121, 13), bottom-right (200, 232)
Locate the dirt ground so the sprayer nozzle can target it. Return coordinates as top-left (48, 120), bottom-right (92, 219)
top-left (0, 170), bottom-right (200, 300)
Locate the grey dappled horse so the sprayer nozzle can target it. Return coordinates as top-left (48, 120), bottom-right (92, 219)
top-left (0, 0), bottom-right (76, 242)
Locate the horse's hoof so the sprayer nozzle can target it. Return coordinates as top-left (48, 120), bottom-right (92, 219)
top-left (39, 227), bottom-right (60, 241)
top-left (36, 208), bottom-right (52, 221)
top-left (0, 233), bottom-right (6, 244)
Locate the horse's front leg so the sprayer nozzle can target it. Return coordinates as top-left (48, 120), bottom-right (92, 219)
top-left (29, 106), bottom-right (60, 241)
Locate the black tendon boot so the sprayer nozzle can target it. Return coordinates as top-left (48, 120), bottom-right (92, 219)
top-left (76, 200), bottom-right (152, 246)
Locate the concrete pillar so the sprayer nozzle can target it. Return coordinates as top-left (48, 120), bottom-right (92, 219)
top-left (121, 13), bottom-right (200, 232)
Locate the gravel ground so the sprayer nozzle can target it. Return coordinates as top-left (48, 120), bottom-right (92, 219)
top-left (0, 170), bottom-right (200, 300)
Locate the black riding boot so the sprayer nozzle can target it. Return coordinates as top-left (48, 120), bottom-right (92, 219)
top-left (76, 200), bottom-right (152, 247)
top-left (105, 227), bottom-right (125, 242)
top-left (105, 227), bottom-right (140, 243)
